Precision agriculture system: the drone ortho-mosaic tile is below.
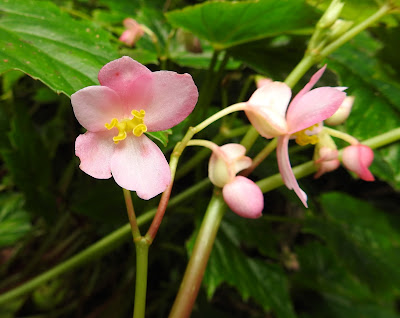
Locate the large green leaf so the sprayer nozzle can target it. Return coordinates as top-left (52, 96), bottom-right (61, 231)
top-left (304, 192), bottom-right (400, 296)
top-left (0, 193), bottom-right (31, 248)
top-left (0, 0), bottom-right (119, 96)
top-left (327, 32), bottom-right (400, 188)
top-left (188, 215), bottom-right (296, 318)
top-left (166, 0), bottom-right (318, 50)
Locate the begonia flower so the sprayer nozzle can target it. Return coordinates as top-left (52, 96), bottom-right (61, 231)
top-left (244, 66), bottom-right (346, 207)
top-left (119, 18), bottom-right (144, 47)
top-left (71, 56), bottom-right (198, 199)
top-left (208, 144), bottom-right (264, 218)
top-left (342, 144), bottom-right (374, 181)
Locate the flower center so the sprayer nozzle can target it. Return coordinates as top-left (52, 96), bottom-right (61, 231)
top-left (293, 124), bottom-right (320, 146)
top-left (105, 109), bottom-right (147, 144)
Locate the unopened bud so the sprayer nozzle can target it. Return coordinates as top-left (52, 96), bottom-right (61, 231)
top-left (317, 0), bottom-right (345, 29)
top-left (325, 96), bottom-right (354, 126)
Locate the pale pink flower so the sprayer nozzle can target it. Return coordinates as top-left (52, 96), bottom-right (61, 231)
top-left (342, 144), bottom-right (374, 181)
top-left (71, 56), bottom-right (198, 199)
top-left (208, 144), bottom-right (264, 218)
top-left (244, 66), bottom-right (346, 207)
top-left (119, 18), bottom-right (144, 47)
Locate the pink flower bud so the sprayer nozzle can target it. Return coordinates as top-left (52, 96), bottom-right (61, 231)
top-left (222, 176), bottom-right (263, 219)
top-left (325, 96), bottom-right (354, 126)
top-left (314, 146), bottom-right (340, 178)
top-left (208, 144), bottom-right (263, 218)
top-left (342, 144), bottom-right (374, 181)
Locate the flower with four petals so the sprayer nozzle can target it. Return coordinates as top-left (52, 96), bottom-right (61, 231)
top-left (71, 56), bottom-right (198, 199)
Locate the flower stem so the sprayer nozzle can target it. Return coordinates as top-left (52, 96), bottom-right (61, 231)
top-left (133, 238), bottom-right (150, 318)
top-left (323, 126), bottom-right (359, 145)
top-left (0, 180), bottom-right (210, 304)
top-left (168, 191), bottom-right (226, 318)
top-left (123, 189), bottom-right (141, 240)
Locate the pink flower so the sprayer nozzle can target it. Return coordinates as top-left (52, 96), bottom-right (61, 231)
top-left (71, 56), bottom-right (198, 199)
top-left (244, 66), bottom-right (346, 207)
top-left (119, 18), bottom-right (144, 47)
top-left (342, 144), bottom-right (374, 181)
top-left (208, 144), bottom-right (264, 218)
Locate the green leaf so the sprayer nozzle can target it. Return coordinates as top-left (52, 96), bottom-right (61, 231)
top-left (145, 129), bottom-right (172, 147)
top-left (0, 103), bottom-right (57, 221)
top-left (188, 215), bottom-right (296, 318)
top-left (303, 192), bottom-right (400, 296)
top-left (327, 32), bottom-right (400, 188)
top-left (0, 193), bottom-right (31, 248)
top-left (0, 0), bottom-right (119, 96)
top-left (166, 0), bottom-right (318, 50)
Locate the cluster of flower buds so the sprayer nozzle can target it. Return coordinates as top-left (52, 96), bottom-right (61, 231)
top-left (208, 144), bottom-right (264, 219)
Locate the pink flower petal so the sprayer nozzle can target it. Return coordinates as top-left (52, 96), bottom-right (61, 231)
top-left (98, 56), bottom-right (153, 111)
top-left (71, 86), bottom-right (124, 132)
top-left (223, 176), bottom-right (263, 219)
top-left (290, 65), bottom-right (326, 107)
top-left (75, 131), bottom-right (116, 179)
top-left (342, 144), bottom-right (375, 181)
top-left (143, 71), bottom-right (199, 131)
top-left (219, 144), bottom-right (251, 174)
top-left (245, 82), bottom-right (291, 137)
top-left (286, 87), bottom-right (346, 134)
top-left (277, 135), bottom-right (308, 207)
top-left (110, 135), bottom-right (171, 199)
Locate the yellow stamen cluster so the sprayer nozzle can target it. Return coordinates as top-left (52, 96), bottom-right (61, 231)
top-left (293, 124), bottom-right (320, 146)
top-left (105, 109), bottom-right (147, 144)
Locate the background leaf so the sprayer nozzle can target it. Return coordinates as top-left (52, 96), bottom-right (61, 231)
top-left (0, 0), bottom-right (119, 96)
top-left (188, 214), bottom-right (296, 318)
top-left (0, 193), bottom-right (31, 248)
top-left (166, 0), bottom-right (318, 50)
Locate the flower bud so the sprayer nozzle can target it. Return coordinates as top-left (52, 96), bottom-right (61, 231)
top-left (342, 144), bottom-right (374, 181)
top-left (222, 176), bottom-right (263, 219)
top-left (325, 96), bottom-right (354, 126)
top-left (317, 0), bottom-right (345, 29)
top-left (313, 132), bottom-right (340, 178)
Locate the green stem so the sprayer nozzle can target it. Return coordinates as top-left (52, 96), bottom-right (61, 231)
top-left (168, 192), bottom-right (226, 318)
top-left (0, 179), bottom-right (210, 304)
top-left (240, 126), bottom-right (260, 151)
top-left (241, 138), bottom-right (278, 176)
top-left (133, 238), bottom-right (150, 318)
top-left (284, 54), bottom-right (317, 89)
top-left (256, 127), bottom-right (400, 193)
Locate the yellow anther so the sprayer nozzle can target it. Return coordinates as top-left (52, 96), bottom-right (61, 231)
top-left (105, 109), bottom-right (147, 144)
top-left (293, 124), bottom-right (320, 146)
